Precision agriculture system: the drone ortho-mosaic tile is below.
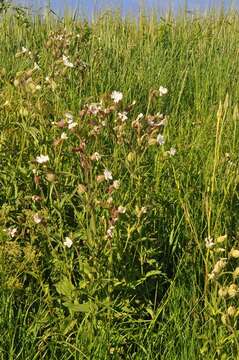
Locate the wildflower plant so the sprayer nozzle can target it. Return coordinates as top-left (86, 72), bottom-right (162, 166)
top-left (1, 5), bottom-right (239, 358)
top-left (205, 234), bottom-right (239, 352)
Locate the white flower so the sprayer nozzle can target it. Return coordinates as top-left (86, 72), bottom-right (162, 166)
top-left (156, 134), bottom-right (165, 145)
top-left (91, 152), bottom-right (101, 161)
top-left (168, 147), bottom-right (176, 156)
top-left (61, 132), bottom-right (68, 140)
top-left (65, 112), bottom-right (74, 123)
top-left (63, 237), bottom-right (73, 248)
top-left (6, 227), bottom-right (18, 238)
top-left (22, 46), bottom-right (28, 53)
top-left (104, 169), bottom-right (113, 181)
top-left (118, 206), bottom-right (126, 214)
top-left (111, 91), bottom-right (123, 103)
top-left (118, 112), bottom-right (128, 122)
top-left (36, 154), bottom-right (49, 164)
top-left (63, 55), bottom-right (74, 68)
top-left (33, 213), bottom-right (42, 224)
top-left (141, 207), bottom-right (147, 214)
top-left (159, 86), bottom-right (168, 96)
top-left (205, 237), bottom-right (215, 249)
top-left (68, 122), bottom-right (77, 130)
top-left (33, 62), bottom-right (40, 71)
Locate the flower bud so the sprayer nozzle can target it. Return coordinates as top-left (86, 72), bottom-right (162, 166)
top-left (228, 284), bottom-right (238, 298)
top-left (227, 306), bottom-right (237, 317)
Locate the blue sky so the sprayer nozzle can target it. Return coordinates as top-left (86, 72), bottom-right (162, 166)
top-left (14, 1), bottom-right (239, 16)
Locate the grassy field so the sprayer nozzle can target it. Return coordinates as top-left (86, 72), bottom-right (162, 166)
top-left (1, 2), bottom-right (239, 359)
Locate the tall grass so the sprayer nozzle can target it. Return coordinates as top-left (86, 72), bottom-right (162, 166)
top-left (1, 3), bottom-right (239, 359)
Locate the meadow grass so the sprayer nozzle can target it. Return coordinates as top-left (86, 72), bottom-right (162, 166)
top-left (1, 3), bottom-right (239, 359)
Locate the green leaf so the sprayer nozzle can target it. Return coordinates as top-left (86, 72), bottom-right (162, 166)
top-left (63, 301), bottom-right (95, 313)
top-left (145, 270), bottom-right (161, 278)
top-left (55, 276), bottom-right (75, 299)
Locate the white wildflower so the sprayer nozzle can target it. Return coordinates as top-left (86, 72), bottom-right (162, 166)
top-left (63, 237), bottom-right (73, 248)
top-left (63, 55), bottom-right (74, 68)
top-left (168, 147), bottom-right (176, 156)
top-left (68, 122), bottom-right (77, 130)
top-left (6, 227), bottom-right (18, 238)
top-left (36, 154), bottom-right (49, 164)
top-left (205, 237), bottom-right (215, 249)
top-left (159, 86), bottom-right (168, 96)
top-left (141, 207), bottom-right (147, 214)
top-left (118, 112), bottom-right (128, 122)
top-left (33, 62), bottom-right (40, 71)
top-left (104, 169), bottom-right (113, 181)
top-left (156, 134), bottom-right (165, 145)
top-left (61, 132), bottom-right (68, 140)
top-left (65, 112), bottom-right (74, 123)
top-left (111, 91), bottom-right (123, 104)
